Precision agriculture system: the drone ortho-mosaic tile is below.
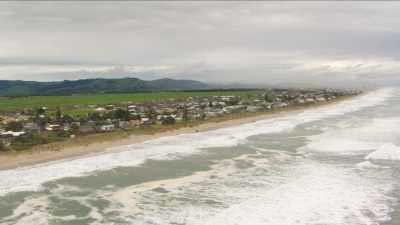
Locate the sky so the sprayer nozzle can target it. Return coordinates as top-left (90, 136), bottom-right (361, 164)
top-left (1, 1), bottom-right (400, 88)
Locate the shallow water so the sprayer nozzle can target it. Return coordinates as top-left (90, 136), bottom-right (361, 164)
top-left (1, 88), bottom-right (400, 225)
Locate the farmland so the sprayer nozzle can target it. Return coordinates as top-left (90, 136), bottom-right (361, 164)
top-left (0, 90), bottom-right (262, 113)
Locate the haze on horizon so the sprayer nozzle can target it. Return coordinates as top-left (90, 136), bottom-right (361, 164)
top-left (1, 1), bottom-right (400, 89)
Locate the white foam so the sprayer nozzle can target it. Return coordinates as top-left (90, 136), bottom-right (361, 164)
top-left (303, 138), bottom-right (378, 153)
top-left (200, 166), bottom-right (393, 225)
top-left (300, 116), bottom-right (400, 154)
top-left (5, 196), bottom-right (49, 225)
top-left (356, 161), bottom-right (385, 169)
top-left (366, 143), bottom-right (400, 161)
top-left (0, 88), bottom-right (393, 196)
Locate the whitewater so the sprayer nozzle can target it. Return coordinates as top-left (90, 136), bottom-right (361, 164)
top-left (1, 87), bottom-right (400, 225)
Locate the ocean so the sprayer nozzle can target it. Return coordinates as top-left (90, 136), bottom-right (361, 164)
top-left (0, 87), bottom-right (399, 225)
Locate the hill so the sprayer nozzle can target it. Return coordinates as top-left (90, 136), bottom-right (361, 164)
top-left (0, 77), bottom-right (210, 96)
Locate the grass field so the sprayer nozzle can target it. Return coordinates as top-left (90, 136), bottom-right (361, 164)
top-left (0, 90), bottom-right (262, 114)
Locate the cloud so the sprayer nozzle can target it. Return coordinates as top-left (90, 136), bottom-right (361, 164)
top-left (0, 2), bottom-right (400, 88)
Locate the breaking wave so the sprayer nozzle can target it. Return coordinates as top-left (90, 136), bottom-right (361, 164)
top-left (366, 143), bottom-right (400, 161)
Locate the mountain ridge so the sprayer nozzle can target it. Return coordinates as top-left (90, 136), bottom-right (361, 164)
top-left (0, 77), bottom-right (210, 96)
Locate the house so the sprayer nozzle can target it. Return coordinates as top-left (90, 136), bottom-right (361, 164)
top-left (141, 117), bottom-right (153, 125)
top-left (192, 113), bottom-right (203, 120)
top-left (128, 105), bottom-right (137, 113)
top-left (95, 107), bottom-right (107, 112)
top-left (63, 123), bottom-right (71, 131)
top-left (129, 119), bottom-right (141, 127)
top-left (315, 96), bottom-right (326, 102)
top-left (222, 105), bottom-right (246, 114)
top-left (46, 124), bottom-right (63, 131)
top-left (23, 123), bottom-right (39, 132)
top-left (118, 121), bottom-right (130, 129)
top-left (99, 124), bottom-right (115, 132)
top-left (305, 98), bottom-right (315, 103)
top-left (272, 102), bottom-right (288, 109)
top-left (105, 105), bottom-right (115, 110)
top-left (0, 131), bottom-right (26, 146)
top-left (63, 122), bottom-right (80, 132)
top-left (217, 101), bottom-right (226, 107)
top-left (262, 103), bottom-right (273, 110)
top-left (295, 98), bottom-right (305, 104)
top-left (0, 131), bottom-right (26, 138)
top-left (204, 110), bottom-right (221, 118)
top-left (79, 124), bottom-right (96, 134)
top-left (156, 115), bottom-right (165, 121)
top-left (246, 106), bottom-right (264, 113)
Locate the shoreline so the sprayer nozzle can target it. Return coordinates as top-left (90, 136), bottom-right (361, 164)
top-left (0, 96), bottom-right (354, 171)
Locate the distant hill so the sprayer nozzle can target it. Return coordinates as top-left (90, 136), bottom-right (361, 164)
top-left (0, 77), bottom-right (210, 96)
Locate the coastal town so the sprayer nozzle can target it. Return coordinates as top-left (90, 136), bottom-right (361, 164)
top-left (0, 88), bottom-right (360, 151)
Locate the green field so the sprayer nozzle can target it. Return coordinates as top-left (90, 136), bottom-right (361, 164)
top-left (0, 90), bottom-right (262, 115)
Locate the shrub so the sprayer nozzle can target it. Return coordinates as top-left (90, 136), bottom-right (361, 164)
top-left (0, 142), bottom-right (8, 151)
top-left (10, 133), bottom-right (48, 150)
top-left (46, 131), bottom-right (69, 143)
top-left (114, 108), bottom-right (129, 121)
top-left (5, 121), bottom-right (23, 132)
top-left (161, 116), bottom-right (176, 125)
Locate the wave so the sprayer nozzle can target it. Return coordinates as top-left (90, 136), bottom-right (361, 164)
top-left (300, 116), bottom-right (400, 154)
top-left (366, 143), bottom-right (400, 161)
top-left (200, 165), bottom-right (393, 225)
top-left (356, 161), bottom-right (387, 169)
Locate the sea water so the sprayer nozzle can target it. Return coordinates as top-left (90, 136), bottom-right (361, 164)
top-left (0, 88), bottom-right (399, 225)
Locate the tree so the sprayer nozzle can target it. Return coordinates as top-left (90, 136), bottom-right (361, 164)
top-left (0, 142), bottom-right (7, 151)
top-left (161, 116), bottom-right (176, 125)
top-left (55, 107), bottom-right (62, 123)
top-left (88, 112), bottom-right (102, 121)
top-left (5, 121), bottom-right (23, 132)
top-left (62, 114), bottom-right (74, 124)
top-left (38, 118), bottom-right (47, 132)
top-left (147, 107), bottom-right (157, 121)
top-left (35, 107), bottom-right (46, 119)
top-left (34, 107), bottom-right (47, 132)
top-left (264, 92), bottom-right (275, 102)
top-left (182, 105), bottom-right (189, 122)
top-left (114, 108), bottom-right (129, 121)
top-left (200, 113), bottom-right (206, 120)
top-left (71, 123), bottom-right (80, 134)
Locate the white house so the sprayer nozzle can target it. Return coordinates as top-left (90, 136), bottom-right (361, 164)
top-left (246, 106), bottom-right (264, 113)
top-left (0, 131), bottom-right (26, 137)
top-left (95, 107), bottom-right (107, 112)
top-left (100, 124), bottom-right (115, 132)
top-left (305, 98), bottom-right (315, 103)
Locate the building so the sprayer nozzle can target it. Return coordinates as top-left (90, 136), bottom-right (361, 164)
top-left (0, 131), bottom-right (26, 137)
top-left (246, 106), bottom-right (264, 113)
top-left (99, 124), bottom-right (115, 132)
top-left (46, 124), bottom-right (63, 131)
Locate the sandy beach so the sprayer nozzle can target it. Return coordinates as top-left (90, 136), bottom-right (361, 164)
top-left (0, 97), bottom-right (352, 171)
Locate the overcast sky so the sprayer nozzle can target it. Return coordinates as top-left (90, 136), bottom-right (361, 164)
top-left (1, 1), bottom-right (400, 88)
